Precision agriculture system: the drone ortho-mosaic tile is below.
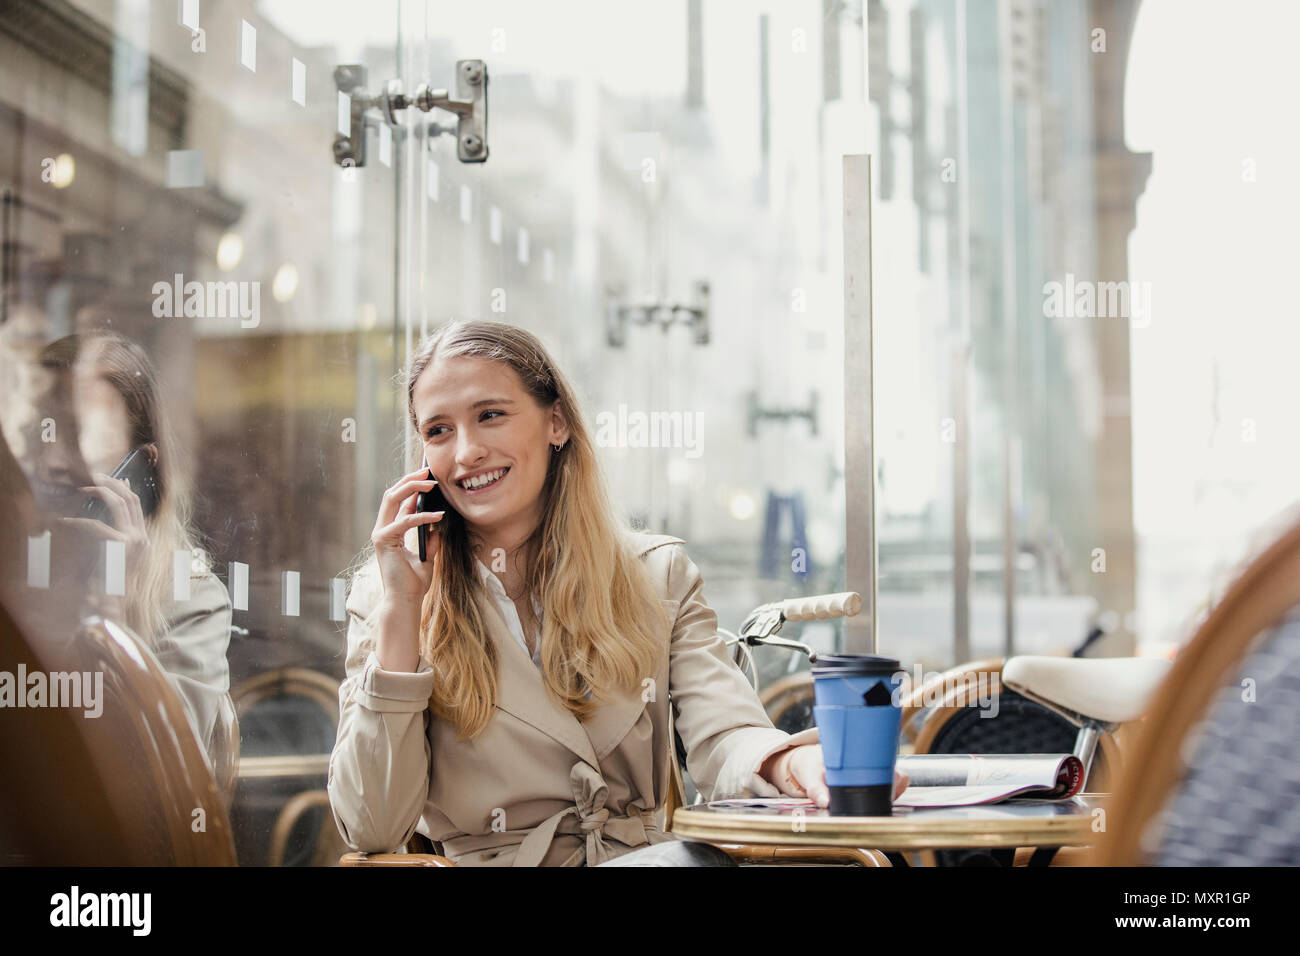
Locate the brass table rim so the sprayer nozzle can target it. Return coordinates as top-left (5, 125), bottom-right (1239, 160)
top-left (670, 794), bottom-right (1104, 851)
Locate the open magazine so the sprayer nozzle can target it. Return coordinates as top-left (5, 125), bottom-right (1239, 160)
top-left (707, 753), bottom-right (1085, 810)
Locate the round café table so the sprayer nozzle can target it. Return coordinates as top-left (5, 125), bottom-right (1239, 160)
top-left (670, 794), bottom-right (1105, 864)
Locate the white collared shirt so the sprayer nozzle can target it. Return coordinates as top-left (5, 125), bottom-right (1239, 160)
top-left (474, 558), bottom-right (544, 668)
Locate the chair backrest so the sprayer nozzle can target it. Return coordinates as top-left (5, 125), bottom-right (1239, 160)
top-left (1, 601), bottom-right (237, 863)
top-left (0, 600), bottom-right (135, 864)
top-left (924, 689), bottom-right (1078, 755)
top-left (231, 667), bottom-right (341, 728)
top-left (1092, 516), bottom-right (1300, 865)
top-left (759, 672), bottom-right (817, 734)
top-left (210, 690), bottom-right (241, 809)
top-left (905, 659), bottom-right (1120, 786)
top-left (910, 662), bottom-right (1079, 758)
top-left (79, 615), bottom-right (239, 864)
top-left (231, 667), bottom-right (339, 765)
top-left (900, 658), bottom-right (1003, 743)
top-left (664, 704), bottom-right (689, 827)
top-left (907, 658), bottom-right (1122, 867)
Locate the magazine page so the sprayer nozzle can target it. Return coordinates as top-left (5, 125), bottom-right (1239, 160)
top-left (703, 754), bottom-right (1083, 810)
top-left (897, 753), bottom-right (1080, 789)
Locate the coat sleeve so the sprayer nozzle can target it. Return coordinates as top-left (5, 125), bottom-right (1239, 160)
top-left (155, 571), bottom-right (233, 757)
top-left (664, 543), bottom-right (820, 801)
top-left (326, 558), bottom-right (437, 853)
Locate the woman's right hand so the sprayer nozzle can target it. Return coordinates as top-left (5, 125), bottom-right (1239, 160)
top-left (371, 467), bottom-right (446, 608)
top-left (369, 468), bottom-right (446, 673)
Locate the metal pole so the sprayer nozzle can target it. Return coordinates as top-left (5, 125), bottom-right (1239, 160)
top-left (997, 0), bottom-right (1019, 659)
top-left (952, 342), bottom-right (971, 666)
top-left (843, 154), bottom-right (876, 655)
top-left (953, 0), bottom-right (972, 667)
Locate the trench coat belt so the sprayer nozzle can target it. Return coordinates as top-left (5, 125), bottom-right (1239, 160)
top-left (512, 761), bottom-right (664, 867)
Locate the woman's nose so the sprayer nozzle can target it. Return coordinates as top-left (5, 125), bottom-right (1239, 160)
top-left (454, 433), bottom-right (488, 466)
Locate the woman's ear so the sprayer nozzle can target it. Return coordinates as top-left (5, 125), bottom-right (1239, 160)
top-left (549, 401), bottom-right (571, 446)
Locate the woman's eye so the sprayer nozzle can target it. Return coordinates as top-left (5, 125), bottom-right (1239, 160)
top-left (425, 411), bottom-right (501, 440)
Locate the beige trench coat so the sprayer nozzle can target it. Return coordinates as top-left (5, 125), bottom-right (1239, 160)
top-left (327, 532), bottom-right (819, 866)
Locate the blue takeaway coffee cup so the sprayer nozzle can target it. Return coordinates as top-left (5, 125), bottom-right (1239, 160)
top-left (811, 654), bottom-right (903, 816)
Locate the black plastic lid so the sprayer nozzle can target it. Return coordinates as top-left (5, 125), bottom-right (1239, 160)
top-left (828, 784), bottom-right (894, 817)
top-left (811, 653), bottom-right (901, 678)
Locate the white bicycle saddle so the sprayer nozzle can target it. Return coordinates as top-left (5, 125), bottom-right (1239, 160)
top-left (1001, 655), bottom-right (1173, 725)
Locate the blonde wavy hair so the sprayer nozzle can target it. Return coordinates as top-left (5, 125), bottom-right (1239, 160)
top-left (399, 320), bottom-right (669, 739)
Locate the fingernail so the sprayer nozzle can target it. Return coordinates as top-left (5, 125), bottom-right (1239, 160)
top-left (432, 511), bottom-right (445, 517)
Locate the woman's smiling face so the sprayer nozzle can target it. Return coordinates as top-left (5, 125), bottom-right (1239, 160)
top-left (411, 354), bottom-right (568, 547)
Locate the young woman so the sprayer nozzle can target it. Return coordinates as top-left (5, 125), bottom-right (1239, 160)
top-left (327, 319), bottom-right (906, 866)
top-left (3, 326), bottom-right (232, 761)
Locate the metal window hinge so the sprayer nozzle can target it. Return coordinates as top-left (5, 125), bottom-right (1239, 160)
top-left (604, 280), bottom-right (710, 347)
top-left (333, 59), bottom-right (489, 169)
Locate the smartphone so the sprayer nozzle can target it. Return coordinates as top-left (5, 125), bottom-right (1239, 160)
top-left (414, 465), bottom-right (451, 561)
top-left (81, 444), bottom-right (161, 525)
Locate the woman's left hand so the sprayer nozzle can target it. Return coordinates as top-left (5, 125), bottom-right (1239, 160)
top-left (770, 744), bottom-right (910, 808)
top-left (58, 472), bottom-right (151, 619)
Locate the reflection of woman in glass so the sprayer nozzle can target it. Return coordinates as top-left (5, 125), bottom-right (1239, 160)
top-left (9, 328), bottom-right (232, 759)
top-left (329, 320), bottom-right (906, 867)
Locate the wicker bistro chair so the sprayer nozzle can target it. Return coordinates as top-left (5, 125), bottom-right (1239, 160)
top-left (1091, 516), bottom-right (1300, 866)
top-left (903, 659), bottom-right (1132, 867)
top-left (211, 692), bottom-right (241, 810)
top-left (0, 602), bottom-right (237, 865)
top-left (231, 667), bottom-right (345, 866)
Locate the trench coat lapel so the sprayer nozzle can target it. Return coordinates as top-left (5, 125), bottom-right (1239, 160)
top-left (573, 653), bottom-right (656, 762)
top-left (475, 586), bottom-right (599, 768)
top-left (474, 534), bottom-right (684, 769)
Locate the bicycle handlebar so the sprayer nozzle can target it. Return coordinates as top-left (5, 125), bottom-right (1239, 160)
top-left (780, 591), bottom-right (862, 622)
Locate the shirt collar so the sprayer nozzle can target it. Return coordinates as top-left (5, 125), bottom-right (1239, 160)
top-left (474, 557), bottom-right (543, 615)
